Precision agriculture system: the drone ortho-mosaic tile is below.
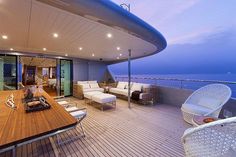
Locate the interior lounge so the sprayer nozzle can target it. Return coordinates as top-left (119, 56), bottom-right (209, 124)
top-left (0, 0), bottom-right (236, 157)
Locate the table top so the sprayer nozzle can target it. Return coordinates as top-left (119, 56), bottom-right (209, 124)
top-left (0, 90), bottom-right (77, 149)
top-left (192, 115), bottom-right (218, 126)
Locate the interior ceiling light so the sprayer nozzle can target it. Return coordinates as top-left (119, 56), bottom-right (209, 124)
top-left (2, 35), bottom-right (8, 39)
top-left (117, 57), bottom-right (120, 59)
top-left (43, 48), bottom-right (47, 51)
top-left (79, 47), bottom-right (83, 51)
top-left (107, 33), bottom-right (112, 38)
top-left (119, 53), bottom-right (122, 56)
top-left (92, 53), bottom-right (95, 57)
top-left (65, 53), bottom-right (68, 56)
top-left (117, 47), bottom-right (121, 51)
top-left (53, 33), bottom-right (59, 38)
top-left (10, 48), bottom-right (14, 51)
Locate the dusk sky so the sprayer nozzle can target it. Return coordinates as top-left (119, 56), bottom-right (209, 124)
top-left (109, 0), bottom-right (236, 75)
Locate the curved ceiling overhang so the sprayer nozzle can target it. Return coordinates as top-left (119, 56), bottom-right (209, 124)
top-left (0, 0), bottom-right (167, 62)
top-left (37, 0), bottom-right (167, 60)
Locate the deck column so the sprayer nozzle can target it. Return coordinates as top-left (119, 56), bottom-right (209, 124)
top-left (128, 49), bottom-right (131, 108)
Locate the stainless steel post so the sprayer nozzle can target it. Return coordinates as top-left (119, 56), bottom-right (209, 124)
top-left (128, 49), bottom-right (131, 108)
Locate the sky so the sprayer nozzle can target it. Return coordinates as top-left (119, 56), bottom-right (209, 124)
top-left (109, 0), bottom-right (236, 75)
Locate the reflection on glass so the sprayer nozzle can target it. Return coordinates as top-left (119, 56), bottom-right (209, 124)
top-left (0, 55), bottom-right (17, 90)
top-left (60, 60), bottom-right (72, 96)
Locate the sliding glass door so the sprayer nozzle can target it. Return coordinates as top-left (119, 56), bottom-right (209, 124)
top-left (0, 55), bottom-right (17, 91)
top-left (60, 59), bottom-right (73, 96)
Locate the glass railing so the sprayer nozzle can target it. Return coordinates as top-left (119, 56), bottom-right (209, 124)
top-left (114, 76), bottom-right (236, 98)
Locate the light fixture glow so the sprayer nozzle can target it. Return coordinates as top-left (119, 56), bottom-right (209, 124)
top-left (117, 57), bottom-right (120, 59)
top-left (53, 33), bottom-right (58, 38)
top-left (116, 47), bottom-right (120, 51)
top-left (79, 47), bottom-right (83, 51)
top-left (43, 48), bottom-right (47, 51)
top-left (92, 53), bottom-right (95, 57)
top-left (10, 48), bottom-right (14, 51)
top-left (107, 33), bottom-right (112, 38)
top-left (119, 53), bottom-right (122, 56)
top-left (65, 53), bottom-right (68, 56)
top-left (2, 35), bottom-right (8, 39)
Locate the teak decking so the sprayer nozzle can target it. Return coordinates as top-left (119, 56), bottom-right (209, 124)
top-left (0, 98), bottom-right (190, 157)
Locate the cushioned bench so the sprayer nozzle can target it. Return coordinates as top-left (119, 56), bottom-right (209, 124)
top-left (91, 93), bottom-right (116, 111)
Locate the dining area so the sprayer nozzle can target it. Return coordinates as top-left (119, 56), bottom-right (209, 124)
top-left (0, 87), bottom-right (86, 157)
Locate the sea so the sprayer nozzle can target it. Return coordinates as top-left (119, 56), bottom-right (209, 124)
top-left (114, 74), bottom-right (236, 98)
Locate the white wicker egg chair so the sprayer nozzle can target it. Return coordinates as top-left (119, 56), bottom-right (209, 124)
top-left (182, 117), bottom-right (236, 157)
top-left (181, 84), bottom-right (231, 124)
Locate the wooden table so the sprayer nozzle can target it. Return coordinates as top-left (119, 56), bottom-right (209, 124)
top-left (0, 90), bottom-right (77, 155)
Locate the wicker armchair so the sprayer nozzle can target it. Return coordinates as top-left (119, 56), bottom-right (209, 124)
top-left (182, 117), bottom-right (236, 157)
top-left (181, 84), bottom-right (231, 124)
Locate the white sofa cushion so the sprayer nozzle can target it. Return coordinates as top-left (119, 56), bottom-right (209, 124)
top-left (131, 83), bottom-right (142, 91)
top-left (117, 82), bottom-right (127, 89)
top-left (109, 88), bottom-right (132, 96)
top-left (182, 103), bottom-right (212, 115)
top-left (92, 93), bottom-right (116, 104)
top-left (198, 98), bottom-right (221, 110)
top-left (84, 91), bottom-right (103, 99)
top-left (81, 83), bottom-right (90, 89)
top-left (88, 80), bottom-right (97, 84)
top-left (90, 83), bottom-right (99, 88)
top-left (83, 88), bottom-right (104, 93)
top-left (77, 81), bottom-right (88, 84)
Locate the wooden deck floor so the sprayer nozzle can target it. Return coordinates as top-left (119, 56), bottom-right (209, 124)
top-left (0, 98), bottom-right (190, 157)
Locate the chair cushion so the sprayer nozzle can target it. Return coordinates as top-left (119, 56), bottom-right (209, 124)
top-left (58, 101), bottom-right (69, 105)
top-left (70, 110), bottom-right (86, 119)
top-left (90, 83), bottom-right (99, 88)
top-left (131, 83), bottom-right (142, 92)
top-left (65, 106), bottom-right (79, 112)
top-left (182, 103), bottom-right (212, 115)
top-left (198, 98), bottom-right (221, 109)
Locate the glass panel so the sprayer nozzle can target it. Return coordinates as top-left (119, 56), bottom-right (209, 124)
top-left (0, 55), bottom-right (17, 90)
top-left (60, 60), bottom-right (72, 96)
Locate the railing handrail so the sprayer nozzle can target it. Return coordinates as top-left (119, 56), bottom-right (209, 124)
top-left (114, 76), bottom-right (236, 85)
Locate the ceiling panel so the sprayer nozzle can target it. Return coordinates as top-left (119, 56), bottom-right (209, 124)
top-left (0, 0), bottom-right (157, 61)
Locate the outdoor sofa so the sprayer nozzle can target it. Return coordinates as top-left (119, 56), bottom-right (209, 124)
top-left (73, 81), bottom-right (104, 99)
top-left (109, 81), bottom-right (156, 104)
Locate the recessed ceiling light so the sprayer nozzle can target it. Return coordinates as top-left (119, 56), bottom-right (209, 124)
top-left (117, 57), bottom-right (120, 59)
top-left (53, 33), bottom-right (58, 38)
top-left (119, 53), bottom-right (122, 56)
top-left (79, 47), bottom-right (83, 51)
top-left (92, 53), bottom-right (95, 57)
top-left (65, 53), bottom-right (68, 56)
top-left (107, 33), bottom-right (112, 38)
top-left (10, 48), bottom-right (14, 51)
top-left (43, 48), bottom-right (47, 51)
top-left (2, 35), bottom-right (8, 39)
top-left (117, 47), bottom-right (120, 51)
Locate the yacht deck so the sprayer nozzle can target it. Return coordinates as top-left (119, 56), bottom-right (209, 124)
top-left (0, 98), bottom-right (190, 157)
